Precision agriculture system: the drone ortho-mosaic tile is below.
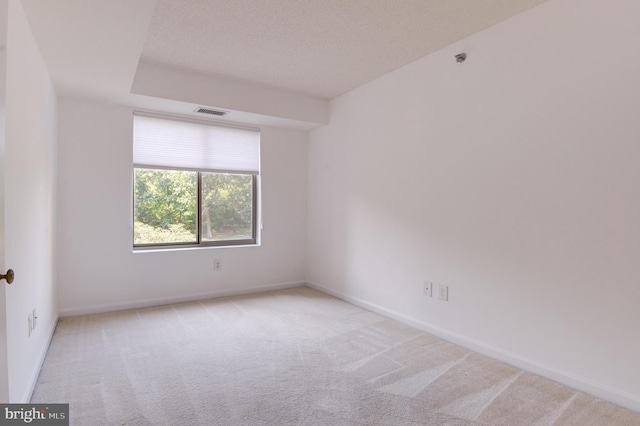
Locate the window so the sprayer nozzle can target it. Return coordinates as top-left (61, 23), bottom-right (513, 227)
top-left (133, 113), bottom-right (260, 248)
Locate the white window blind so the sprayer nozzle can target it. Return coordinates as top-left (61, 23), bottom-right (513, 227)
top-left (133, 113), bottom-right (260, 174)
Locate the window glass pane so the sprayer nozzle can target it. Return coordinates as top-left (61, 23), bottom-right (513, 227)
top-left (134, 169), bottom-right (197, 244)
top-left (201, 173), bottom-right (253, 242)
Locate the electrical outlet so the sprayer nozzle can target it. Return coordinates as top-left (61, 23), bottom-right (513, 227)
top-left (438, 285), bottom-right (449, 301)
top-left (423, 281), bottom-right (433, 297)
top-left (214, 259), bottom-right (222, 271)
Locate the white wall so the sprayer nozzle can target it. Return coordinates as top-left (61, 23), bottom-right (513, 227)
top-left (57, 98), bottom-right (308, 315)
top-left (4, 0), bottom-right (57, 402)
top-left (308, 0), bottom-right (640, 410)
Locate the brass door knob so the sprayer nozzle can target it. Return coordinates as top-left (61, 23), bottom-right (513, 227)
top-left (1, 269), bottom-right (14, 284)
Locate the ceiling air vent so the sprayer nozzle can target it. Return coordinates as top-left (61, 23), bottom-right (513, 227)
top-left (194, 107), bottom-right (228, 117)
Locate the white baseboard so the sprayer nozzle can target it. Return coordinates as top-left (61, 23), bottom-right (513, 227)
top-left (306, 281), bottom-right (640, 413)
top-left (59, 281), bottom-right (305, 317)
top-left (24, 314), bottom-right (58, 403)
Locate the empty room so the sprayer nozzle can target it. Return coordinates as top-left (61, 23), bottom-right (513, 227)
top-left (1, 0), bottom-right (639, 424)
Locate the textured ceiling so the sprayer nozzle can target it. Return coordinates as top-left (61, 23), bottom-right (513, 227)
top-left (142, 0), bottom-right (548, 100)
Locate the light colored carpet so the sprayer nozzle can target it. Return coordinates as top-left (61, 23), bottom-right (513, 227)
top-left (32, 287), bottom-right (640, 425)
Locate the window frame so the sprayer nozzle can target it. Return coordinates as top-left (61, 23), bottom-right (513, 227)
top-left (133, 167), bottom-right (258, 250)
top-left (132, 112), bottom-right (261, 250)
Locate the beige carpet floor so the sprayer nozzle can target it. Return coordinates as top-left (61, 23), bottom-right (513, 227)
top-left (32, 287), bottom-right (640, 425)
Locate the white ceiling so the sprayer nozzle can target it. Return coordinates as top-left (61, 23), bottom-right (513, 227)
top-left (18, 0), bottom-right (548, 127)
top-left (20, 0), bottom-right (156, 100)
top-left (141, 0), bottom-right (548, 99)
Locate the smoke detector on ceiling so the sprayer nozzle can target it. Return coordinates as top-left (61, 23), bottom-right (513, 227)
top-left (194, 107), bottom-right (228, 117)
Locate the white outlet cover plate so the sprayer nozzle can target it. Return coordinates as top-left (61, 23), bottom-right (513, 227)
top-left (438, 285), bottom-right (449, 301)
top-left (423, 282), bottom-right (432, 297)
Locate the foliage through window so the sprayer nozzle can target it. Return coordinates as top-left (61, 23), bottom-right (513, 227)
top-left (201, 172), bottom-right (254, 242)
top-left (133, 113), bottom-right (259, 247)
